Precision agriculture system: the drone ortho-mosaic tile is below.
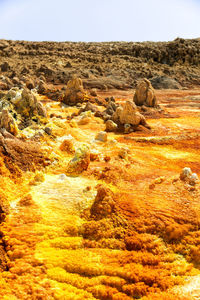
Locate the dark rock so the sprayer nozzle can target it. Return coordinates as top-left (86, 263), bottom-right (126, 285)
top-left (150, 76), bottom-right (181, 89)
top-left (44, 127), bottom-right (52, 135)
top-left (0, 62), bottom-right (10, 72)
top-left (26, 78), bottom-right (35, 90)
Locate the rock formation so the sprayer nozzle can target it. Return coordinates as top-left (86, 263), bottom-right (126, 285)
top-left (90, 185), bottom-right (115, 220)
top-left (105, 119), bottom-right (118, 132)
top-left (180, 167), bottom-right (199, 186)
top-left (133, 79), bottom-right (157, 107)
top-left (0, 109), bottom-right (18, 136)
top-left (66, 144), bottom-right (90, 176)
top-left (0, 129), bottom-right (48, 170)
top-left (62, 77), bottom-right (86, 105)
top-left (112, 100), bottom-right (150, 131)
top-left (9, 88), bottom-right (47, 118)
top-left (0, 38), bottom-right (200, 94)
top-left (0, 87), bottom-right (47, 134)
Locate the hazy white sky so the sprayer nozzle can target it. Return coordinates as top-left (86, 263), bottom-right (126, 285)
top-left (0, 0), bottom-right (199, 42)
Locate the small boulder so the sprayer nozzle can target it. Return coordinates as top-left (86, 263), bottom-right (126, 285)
top-left (105, 120), bottom-right (118, 132)
top-left (90, 88), bottom-right (97, 97)
top-left (0, 62), bottom-right (10, 72)
top-left (66, 144), bottom-right (90, 176)
top-left (60, 138), bottom-right (75, 154)
top-left (12, 77), bottom-right (20, 85)
top-left (58, 174), bottom-right (67, 181)
top-left (104, 99), bottom-right (118, 116)
top-left (124, 123), bottom-right (132, 134)
top-left (26, 78), bottom-right (35, 90)
top-left (154, 176), bottom-right (165, 184)
top-left (0, 81), bottom-right (8, 90)
top-left (95, 131), bottom-right (107, 142)
top-left (78, 116), bottom-right (91, 125)
top-left (36, 101), bottom-right (47, 117)
top-left (118, 147), bottom-right (130, 159)
top-left (90, 149), bottom-right (100, 161)
top-left (79, 102), bottom-right (98, 114)
top-left (19, 194), bottom-right (34, 206)
top-left (37, 80), bottom-right (48, 95)
top-left (189, 173), bottom-right (199, 186)
top-left (44, 127), bottom-right (52, 135)
top-left (180, 167), bottom-right (199, 186)
top-left (150, 76), bottom-right (181, 90)
top-left (180, 167), bottom-right (192, 181)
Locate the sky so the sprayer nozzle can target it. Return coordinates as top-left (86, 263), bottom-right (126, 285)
top-left (0, 0), bottom-right (199, 42)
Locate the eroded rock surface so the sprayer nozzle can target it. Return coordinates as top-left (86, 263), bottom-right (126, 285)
top-left (133, 78), bottom-right (157, 107)
top-left (62, 77), bottom-right (86, 105)
top-left (0, 109), bottom-right (18, 136)
top-left (111, 100), bottom-right (150, 132)
top-left (66, 144), bottom-right (90, 176)
top-left (0, 129), bottom-right (48, 170)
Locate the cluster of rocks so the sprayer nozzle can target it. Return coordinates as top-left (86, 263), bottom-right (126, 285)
top-left (109, 100), bottom-right (150, 132)
top-left (0, 87), bottom-right (47, 135)
top-left (180, 167), bottom-right (199, 186)
top-left (77, 78), bottom-right (158, 134)
top-left (79, 97), bottom-right (150, 134)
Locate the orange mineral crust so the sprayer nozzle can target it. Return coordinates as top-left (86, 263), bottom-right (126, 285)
top-left (1, 87), bottom-right (200, 300)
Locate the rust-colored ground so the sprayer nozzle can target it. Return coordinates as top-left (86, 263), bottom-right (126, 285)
top-left (1, 89), bottom-right (200, 299)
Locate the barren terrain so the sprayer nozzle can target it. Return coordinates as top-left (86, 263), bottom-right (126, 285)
top-left (0, 39), bottom-right (200, 299)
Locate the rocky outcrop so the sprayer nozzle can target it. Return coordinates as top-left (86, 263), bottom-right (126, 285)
top-left (66, 144), bottom-right (90, 176)
top-left (0, 109), bottom-right (18, 136)
top-left (133, 79), bottom-right (157, 107)
top-left (0, 129), bottom-right (48, 170)
top-left (0, 87), bottom-right (47, 133)
top-left (62, 77), bottom-right (86, 105)
top-left (9, 88), bottom-right (47, 118)
top-left (112, 100), bottom-right (149, 130)
top-left (90, 185), bottom-right (115, 220)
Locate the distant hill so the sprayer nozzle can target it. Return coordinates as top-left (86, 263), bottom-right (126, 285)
top-left (0, 38), bottom-right (200, 90)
